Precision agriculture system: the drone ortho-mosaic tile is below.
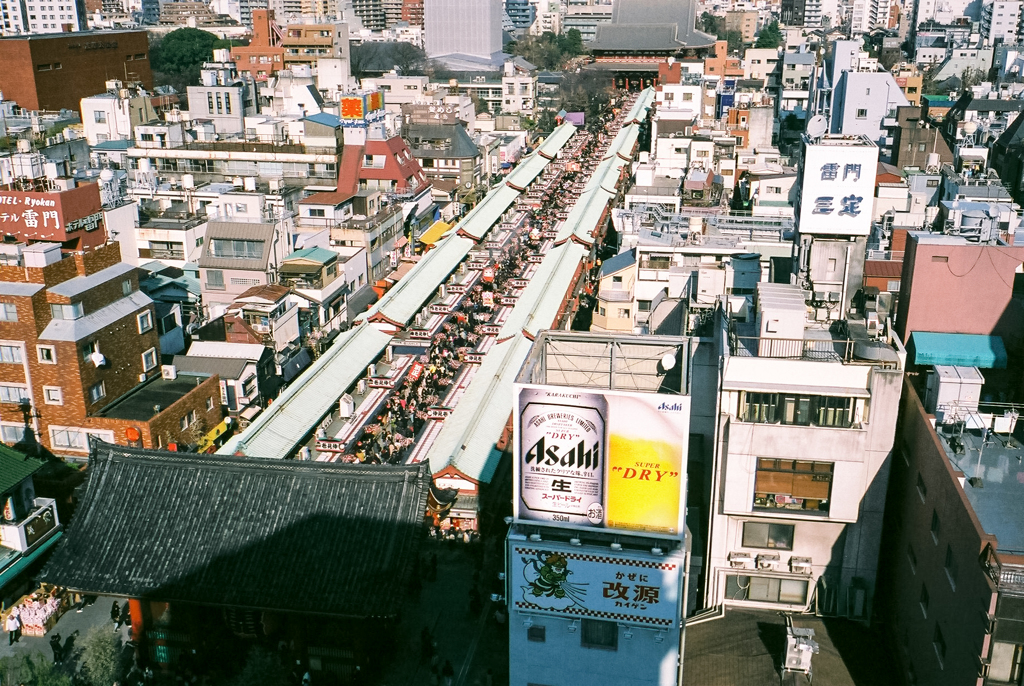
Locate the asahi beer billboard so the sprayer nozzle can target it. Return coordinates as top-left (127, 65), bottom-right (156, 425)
top-left (513, 384), bottom-right (689, 537)
top-left (510, 540), bottom-right (683, 627)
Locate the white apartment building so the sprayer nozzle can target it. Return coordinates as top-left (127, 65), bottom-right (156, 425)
top-left (80, 80), bottom-right (158, 146)
top-left (981, 0), bottom-right (1022, 45)
top-left (706, 282), bottom-right (904, 619)
top-left (186, 52), bottom-right (259, 135)
top-left (0, 0), bottom-right (84, 34)
top-left (501, 56), bottom-right (537, 116)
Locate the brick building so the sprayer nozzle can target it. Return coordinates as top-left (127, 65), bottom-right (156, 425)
top-left (0, 30), bottom-right (153, 112)
top-left (401, 0), bottom-right (423, 26)
top-left (0, 242), bottom-right (221, 457)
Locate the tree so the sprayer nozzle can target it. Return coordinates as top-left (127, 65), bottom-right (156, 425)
top-left (230, 647), bottom-right (289, 686)
top-left (960, 66), bottom-right (984, 90)
top-left (81, 627), bottom-right (120, 686)
top-left (724, 29), bottom-right (744, 54)
top-left (755, 20), bottom-right (783, 49)
top-left (556, 29), bottom-right (585, 57)
top-left (350, 42), bottom-right (385, 80)
top-left (699, 11), bottom-right (720, 35)
top-left (150, 27), bottom-right (221, 75)
top-left (22, 652), bottom-right (72, 686)
top-left (389, 42), bottom-right (426, 75)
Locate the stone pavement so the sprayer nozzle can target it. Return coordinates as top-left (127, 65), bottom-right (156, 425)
top-left (0, 595), bottom-right (127, 664)
top-left (376, 536), bottom-right (508, 686)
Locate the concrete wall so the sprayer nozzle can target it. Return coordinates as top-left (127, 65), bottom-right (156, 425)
top-left (879, 379), bottom-right (997, 686)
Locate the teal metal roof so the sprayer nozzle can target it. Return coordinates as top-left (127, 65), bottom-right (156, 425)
top-left (455, 186), bottom-right (522, 240)
top-left (284, 247), bottom-right (338, 264)
top-left (222, 325), bottom-right (393, 459)
top-left (535, 121), bottom-right (578, 157)
top-left (375, 236), bottom-right (475, 325)
top-left (0, 530), bottom-right (62, 591)
top-left (426, 334), bottom-right (535, 482)
top-left (909, 332), bottom-right (1008, 369)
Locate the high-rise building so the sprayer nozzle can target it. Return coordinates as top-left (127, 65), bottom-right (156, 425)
top-left (424, 0), bottom-right (503, 66)
top-left (350, 0), bottom-right (385, 30)
top-left (981, 0), bottom-right (1022, 45)
top-left (508, 332), bottom-right (694, 686)
top-left (401, 0), bottom-right (423, 25)
top-left (0, 0), bottom-right (84, 35)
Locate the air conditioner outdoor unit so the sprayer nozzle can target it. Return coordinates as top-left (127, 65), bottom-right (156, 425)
top-left (757, 553), bottom-right (780, 571)
top-left (161, 365), bottom-right (177, 380)
top-left (790, 557), bottom-right (813, 574)
top-left (728, 552), bottom-right (754, 569)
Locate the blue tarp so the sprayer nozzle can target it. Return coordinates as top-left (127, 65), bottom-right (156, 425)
top-left (909, 332), bottom-right (1008, 369)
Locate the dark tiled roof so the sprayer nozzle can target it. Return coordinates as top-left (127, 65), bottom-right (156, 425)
top-left (0, 445), bottom-right (43, 496)
top-left (42, 443), bottom-right (429, 618)
top-left (405, 123), bottom-right (480, 159)
top-left (590, 0), bottom-right (715, 51)
top-left (864, 259), bottom-right (903, 278)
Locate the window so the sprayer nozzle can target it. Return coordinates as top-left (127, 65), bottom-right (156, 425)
top-left (50, 427), bottom-right (85, 450)
top-left (919, 584), bottom-right (929, 617)
top-left (137, 311), bottom-right (153, 334)
top-left (37, 346), bottom-right (55, 364)
top-left (926, 179), bottom-right (939, 187)
top-left (157, 313), bottom-right (177, 336)
top-left (0, 345), bottom-right (22, 363)
top-left (308, 208), bottom-right (326, 218)
top-left (739, 392), bottom-right (856, 428)
top-left (944, 545), bottom-right (958, 589)
top-left (742, 521), bottom-right (794, 550)
top-left (754, 459), bottom-right (833, 513)
top-left (0, 385), bottom-right (27, 403)
top-left (612, 275), bottom-right (623, 284)
top-left (683, 92), bottom-right (693, 101)
top-left (206, 270), bottom-right (225, 290)
top-left (225, 93), bottom-right (232, 115)
top-left (725, 575), bottom-right (809, 604)
top-left (209, 239), bottom-right (263, 260)
top-left (916, 473), bottom-right (927, 502)
top-left (637, 300), bottom-right (652, 312)
top-left (206, 396), bottom-right (215, 411)
top-left (856, 108), bottom-right (868, 118)
top-left (580, 619), bottom-right (617, 650)
top-left (1, 425), bottom-right (25, 444)
top-left (933, 625), bottom-right (946, 667)
top-left (208, 93), bottom-right (214, 113)
top-left (931, 510), bottom-right (940, 544)
top-left (527, 625), bottom-right (546, 642)
top-left (88, 381), bottom-right (106, 404)
top-left (141, 348), bottom-right (157, 372)
top-left (81, 340), bottom-right (99, 362)
top-left (0, 303), bottom-right (16, 322)
top-left (887, 280), bottom-right (901, 292)
top-left (43, 386), bottom-right (62, 405)
top-left (122, 279), bottom-right (132, 296)
top-left (50, 302), bottom-right (84, 320)
top-left (918, 143), bottom-right (927, 152)
top-left (242, 375), bottom-right (257, 396)
top-left (216, 93), bottom-right (223, 114)
top-left (618, 308), bottom-right (630, 318)
top-left (908, 544), bottom-right (917, 573)
top-left (598, 306), bottom-right (606, 316)
top-left (932, 255), bottom-right (948, 263)
top-left (93, 110), bottom-right (106, 123)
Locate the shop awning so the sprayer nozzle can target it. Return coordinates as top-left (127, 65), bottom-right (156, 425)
top-left (909, 332), bottom-right (1008, 369)
top-left (0, 530), bottom-right (63, 590)
top-left (418, 221), bottom-right (452, 245)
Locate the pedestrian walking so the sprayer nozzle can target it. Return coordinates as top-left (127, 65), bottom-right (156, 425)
top-left (6, 610), bottom-right (20, 645)
top-left (441, 659), bottom-right (455, 686)
top-left (110, 600), bottom-right (121, 630)
top-left (49, 632), bottom-right (62, 664)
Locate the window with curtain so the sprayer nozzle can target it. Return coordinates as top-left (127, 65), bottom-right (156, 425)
top-left (753, 459), bottom-right (833, 513)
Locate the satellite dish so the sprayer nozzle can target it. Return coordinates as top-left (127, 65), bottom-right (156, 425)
top-left (660, 353), bottom-right (676, 371)
top-left (963, 120), bottom-right (979, 135)
top-left (806, 114), bottom-right (828, 139)
top-left (667, 56), bottom-right (675, 66)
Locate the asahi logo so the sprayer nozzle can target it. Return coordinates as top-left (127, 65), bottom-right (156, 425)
top-left (524, 435), bottom-right (601, 471)
top-left (657, 402), bottom-right (685, 412)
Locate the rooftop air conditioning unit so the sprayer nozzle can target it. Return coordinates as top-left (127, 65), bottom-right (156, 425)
top-left (161, 365), bottom-right (177, 380)
top-left (728, 552), bottom-right (754, 569)
top-left (790, 557), bottom-right (813, 574)
top-left (757, 553), bottom-right (780, 571)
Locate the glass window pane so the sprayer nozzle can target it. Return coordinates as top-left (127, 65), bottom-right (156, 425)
top-left (779, 579), bottom-right (807, 604)
top-left (742, 522), bottom-right (769, 547)
top-left (768, 524), bottom-right (794, 550)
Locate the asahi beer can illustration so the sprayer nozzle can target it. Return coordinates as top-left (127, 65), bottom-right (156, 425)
top-left (518, 387), bottom-right (607, 526)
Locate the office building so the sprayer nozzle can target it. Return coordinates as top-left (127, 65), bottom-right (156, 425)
top-left (0, 30), bottom-right (152, 111)
top-left (424, 0), bottom-right (503, 68)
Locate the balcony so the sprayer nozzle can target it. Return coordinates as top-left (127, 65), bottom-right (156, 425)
top-left (0, 498), bottom-right (59, 554)
top-left (729, 333), bottom-right (900, 368)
